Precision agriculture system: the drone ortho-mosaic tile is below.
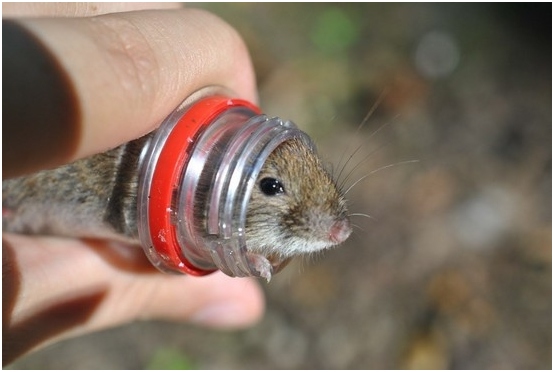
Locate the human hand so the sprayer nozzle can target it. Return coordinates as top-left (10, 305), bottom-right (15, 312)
top-left (2, 3), bottom-right (263, 365)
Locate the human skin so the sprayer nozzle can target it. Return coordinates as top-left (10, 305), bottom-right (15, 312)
top-left (3, 3), bottom-right (264, 365)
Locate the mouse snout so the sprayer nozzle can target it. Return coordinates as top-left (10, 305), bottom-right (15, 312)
top-left (329, 218), bottom-right (352, 244)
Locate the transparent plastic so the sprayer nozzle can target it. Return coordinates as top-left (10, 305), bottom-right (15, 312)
top-left (137, 94), bottom-right (313, 279)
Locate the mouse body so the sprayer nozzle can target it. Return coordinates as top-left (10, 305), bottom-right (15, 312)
top-left (2, 133), bottom-right (352, 275)
top-left (2, 136), bottom-right (147, 243)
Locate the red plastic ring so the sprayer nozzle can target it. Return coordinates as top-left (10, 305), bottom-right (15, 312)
top-left (148, 96), bottom-right (262, 275)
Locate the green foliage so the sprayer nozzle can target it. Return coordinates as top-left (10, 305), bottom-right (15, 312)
top-left (310, 7), bottom-right (359, 54)
top-left (146, 348), bottom-right (196, 370)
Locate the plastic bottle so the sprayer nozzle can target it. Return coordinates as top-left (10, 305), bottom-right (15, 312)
top-left (137, 89), bottom-right (312, 279)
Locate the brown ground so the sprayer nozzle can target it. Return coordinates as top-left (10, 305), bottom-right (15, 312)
top-left (9, 3), bottom-right (551, 369)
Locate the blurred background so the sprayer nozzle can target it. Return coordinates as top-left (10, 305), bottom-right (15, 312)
top-left (10, 3), bottom-right (551, 369)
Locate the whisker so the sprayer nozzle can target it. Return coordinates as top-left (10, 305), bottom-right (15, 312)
top-left (335, 120), bottom-right (395, 187)
top-left (337, 139), bottom-right (392, 191)
top-left (349, 213), bottom-right (375, 220)
top-left (351, 229), bottom-right (364, 240)
top-left (335, 111), bottom-right (401, 191)
top-left (356, 88), bottom-right (390, 133)
top-left (334, 89), bottom-right (390, 183)
top-left (343, 159), bottom-right (420, 195)
top-left (350, 223), bottom-right (366, 233)
top-left (296, 255), bottom-right (307, 274)
top-left (335, 142), bottom-right (365, 186)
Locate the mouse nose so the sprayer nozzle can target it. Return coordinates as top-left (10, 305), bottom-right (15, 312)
top-left (329, 218), bottom-right (352, 244)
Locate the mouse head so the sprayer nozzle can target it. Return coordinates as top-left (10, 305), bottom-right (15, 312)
top-left (246, 138), bottom-right (352, 260)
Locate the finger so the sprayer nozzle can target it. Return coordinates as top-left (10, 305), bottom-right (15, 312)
top-left (3, 233), bottom-right (264, 363)
top-left (3, 9), bottom-right (257, 177)
top-left (4, 233), bottom-right (265, 327)
top-left (2, 2), bottom-right (182, 17)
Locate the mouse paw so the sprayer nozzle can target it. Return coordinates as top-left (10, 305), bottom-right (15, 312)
top-left (246, 253), bottom-right (273, 282)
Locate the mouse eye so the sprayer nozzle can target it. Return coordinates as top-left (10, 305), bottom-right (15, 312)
top-left (259, 177), bottom-right (285, 196)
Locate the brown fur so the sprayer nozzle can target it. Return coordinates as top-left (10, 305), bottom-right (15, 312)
top-left (2, 135), bottom-right (350, 264)
top-left (246, 138), bottom-right (350, 258)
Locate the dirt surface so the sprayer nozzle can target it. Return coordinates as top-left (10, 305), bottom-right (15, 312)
top-left (9, 3), bottom-right (551, 369)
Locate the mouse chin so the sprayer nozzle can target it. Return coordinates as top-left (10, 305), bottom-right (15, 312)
top-left (282, 238), bottom-right (339, 256)
top-left (248, 235), bottom-right (339, 259)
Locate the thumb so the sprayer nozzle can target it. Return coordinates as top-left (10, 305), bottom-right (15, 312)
top-left (3, 9), bottom-right (257, 177)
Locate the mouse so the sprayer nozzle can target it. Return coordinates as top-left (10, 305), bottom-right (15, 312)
top-left (245, 138), bottom-right (351, 268)
top-left (2, 134), bottom-right (352, 278)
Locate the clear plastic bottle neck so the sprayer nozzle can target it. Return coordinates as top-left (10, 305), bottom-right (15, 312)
top-left (137, 95), bottom-right (313, 279)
